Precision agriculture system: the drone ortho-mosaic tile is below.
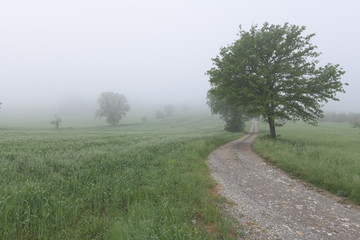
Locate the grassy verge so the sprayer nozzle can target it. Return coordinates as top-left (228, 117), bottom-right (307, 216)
top-left (253, 122), bottom-right (360, 204)
top-left (0, 116), bottom-right (242, 239)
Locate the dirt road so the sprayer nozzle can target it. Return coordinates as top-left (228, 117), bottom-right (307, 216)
top-left (208, 120), bottom-right (360, 239)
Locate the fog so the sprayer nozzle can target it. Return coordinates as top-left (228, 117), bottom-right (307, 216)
top-left (1, 0), bottom-right (359, 125)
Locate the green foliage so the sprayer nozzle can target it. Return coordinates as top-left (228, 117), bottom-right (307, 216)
top-left (207, 93), bottom-right (247, 132)
top-left (253, 122), bottom-right (360, 204)
top-left (352, 121), bottom-right (360, 129)
top-left (207, 22), bottom-right (346, 138)
top-left (96, 92), bottom-right (130, 125)
top-left (0, 116), bottom-right (242, 239)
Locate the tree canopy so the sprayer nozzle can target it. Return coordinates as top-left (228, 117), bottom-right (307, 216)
top-left (207, 93), bottom-right (248, 132)
top-left (96, 92), bottom-right (130, 125)
top-left (207, 23), bottom-right (346, 138)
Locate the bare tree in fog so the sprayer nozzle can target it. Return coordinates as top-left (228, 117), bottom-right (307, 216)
top-left (50, 115), bottom-right (62, 129)
top-left (96, 92), bottom-right (130, 125)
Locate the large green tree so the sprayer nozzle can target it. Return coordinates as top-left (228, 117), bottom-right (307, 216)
top-left (207, 23), bottom-right (346, 138)
top-left (96, 92), bottom-right (130, 125)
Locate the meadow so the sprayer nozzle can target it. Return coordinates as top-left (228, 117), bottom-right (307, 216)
top-left (0, 115), bottom-right (242, 240)
top-left (253, 122), bottom-right (360, 204)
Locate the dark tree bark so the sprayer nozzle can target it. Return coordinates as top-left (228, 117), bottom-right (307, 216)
top-left (268, 117), bottom-right (276, 139)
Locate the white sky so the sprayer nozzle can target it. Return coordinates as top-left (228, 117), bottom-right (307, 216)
top-left (0, 0), bottom-right (359, 112)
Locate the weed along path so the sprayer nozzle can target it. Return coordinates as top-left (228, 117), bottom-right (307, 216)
top-left (208, 120), bottom-right (360, 240)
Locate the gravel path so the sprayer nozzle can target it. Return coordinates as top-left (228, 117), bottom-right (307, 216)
top-left (208, 121), bottom-right (360, 240)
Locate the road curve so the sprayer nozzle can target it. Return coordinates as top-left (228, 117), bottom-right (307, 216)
top-left (208, 121), bottom-right (360, 239)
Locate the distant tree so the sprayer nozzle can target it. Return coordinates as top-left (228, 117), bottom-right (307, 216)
top-left (96, 92), bottom-right (130, 125)
top-left (156, 110), bottom-right (165, 119)
top-left (207, 93), bottom-right (248, 132)
top-left (50, 115), bottom-right (62, 129)
top-left (207, 22), bottom-right (346, 139)
top-left (141, 116), bottom-right (148, 122)
top-left (164, 105), bottom-right (175, 117)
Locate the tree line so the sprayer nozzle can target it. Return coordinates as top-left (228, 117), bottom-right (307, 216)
top-left (52, 92), bottom-right (175, 128)
top-left (1, 23), bottom-right (349, 135)
top-left (320, 112), bottom-right (360, 124)
top-left (1, 93), bottom-right (177, 129)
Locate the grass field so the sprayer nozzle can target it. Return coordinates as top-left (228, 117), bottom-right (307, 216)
top-left (0, 115), bottom-right (242, 240)
top-left (253, 122), bottom-right (360, 204)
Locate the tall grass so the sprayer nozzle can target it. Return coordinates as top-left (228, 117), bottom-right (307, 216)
top-left (0, 116), bottom-right (242, 239)
top-left (253, 122), bottom-right (360, 204)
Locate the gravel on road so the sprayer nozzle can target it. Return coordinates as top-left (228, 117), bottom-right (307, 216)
top-left (208, 121), bottom-right (360, 240)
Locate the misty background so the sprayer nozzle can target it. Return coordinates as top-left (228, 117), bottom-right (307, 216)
top-left (1, 0), bottom-right (359, 126)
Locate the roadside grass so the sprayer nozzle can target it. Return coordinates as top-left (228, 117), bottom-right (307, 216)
top-left (0, 115), bottom-right (242, 239)
top-left (253, 122), bottom-right (360, 204)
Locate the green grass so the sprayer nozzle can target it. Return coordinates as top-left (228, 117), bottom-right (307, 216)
top-left (0, 115), bottom-right (242, 240)
top-left (253, 122), bottom-right (360, 204)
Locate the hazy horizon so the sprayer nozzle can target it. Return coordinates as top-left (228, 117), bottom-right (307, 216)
top-left (1, 0), bottom-right (359, 126)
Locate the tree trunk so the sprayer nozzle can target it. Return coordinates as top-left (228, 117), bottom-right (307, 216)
top-left (268, 117), bottom-right (276, 139)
